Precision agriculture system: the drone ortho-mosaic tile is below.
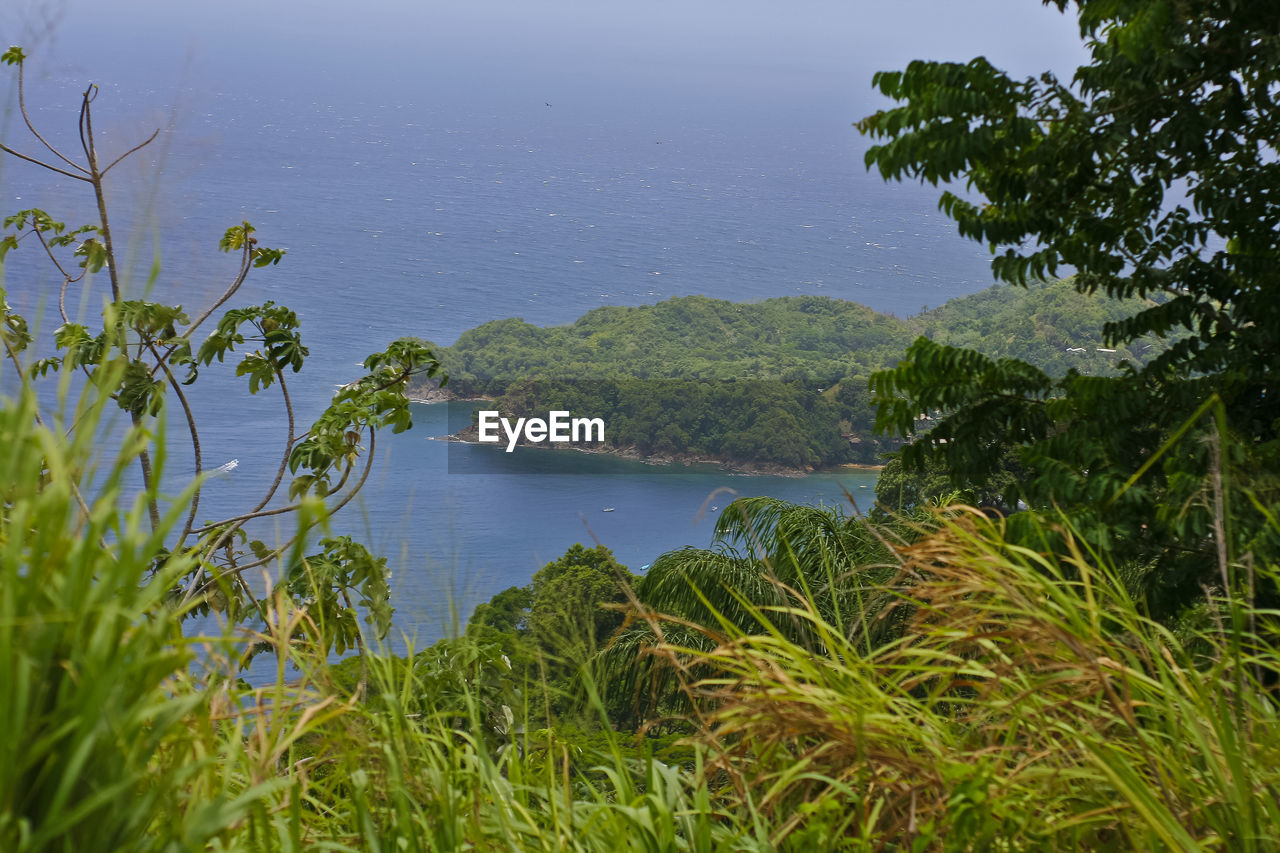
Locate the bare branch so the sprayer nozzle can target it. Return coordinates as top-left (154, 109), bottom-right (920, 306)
top-left (180, 374), bottom-right (294, 550)
top-left (102, 127), bottom-right (160, 177)
top-left (244, 372), bottom-right (297, 516)
top-left (0, 142), bottom-right (93, 182)
top-left (191, 443), bottom-right (359, 537)
top-left (184, 531), bottom-right (301, 607)
top-left (150, 240), bottom-right (253, 381)
top-left (185, 429), bottom-right (379, 604)
top-left (78, 84), bottom-right (124, 307)
top-left (16, 57), bottom-right (89, 174)
top-left (131, 409), bottom-right (162, 533)
top-left (149, 341), bottom-right (204, 543)
top-left (184, 240), bottom-right (253, 339)
top-left (32, 224), bottom-right (86, 288)
top-left (58, 275), bottom-right (71, 324)
top-left (77, 83), bottom-right (93, 164)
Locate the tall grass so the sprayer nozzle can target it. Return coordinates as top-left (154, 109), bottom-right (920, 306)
top-left (0, 379), bottom-right (280, 850)
top-left (3, 369), bottom-right (1278, 850)
top-left (0, 379), bottom-right (771, 850)
top-left (671, 507), bottom-right (1280, 849)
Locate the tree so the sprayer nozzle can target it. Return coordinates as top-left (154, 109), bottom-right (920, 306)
top-left (858, 1), bottom-right (1280, 612)
top-left (465, 544), bottom-right (633, 721)
top-left (0, 47), bottom-right (445, 670)
top-left (602, 497), bottom-right (900, 722)
top-left (528, 544), bottom-right (632, 660)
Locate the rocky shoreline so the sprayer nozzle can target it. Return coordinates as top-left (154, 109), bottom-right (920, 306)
top-left (409, 386), bottom-right (883, 476)
top-left (434, 422), bottom-right (881, 478)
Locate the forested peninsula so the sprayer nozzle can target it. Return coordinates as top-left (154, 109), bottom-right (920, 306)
top-left (412, 279), bottom-right (1168, 472)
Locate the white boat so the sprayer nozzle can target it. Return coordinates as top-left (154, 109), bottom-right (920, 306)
top-left (602, 507), bottom-right (615, 512)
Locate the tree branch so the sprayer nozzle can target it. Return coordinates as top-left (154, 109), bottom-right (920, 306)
top-left (184, 241), bottom-right (254, 340)
top-left (0, 142), bottom-right (92, 182)
top-left (184, 429), bottom-right (378, 605)
top-left (15, 57), bottom-right (89, 174)
top-left (149, 341), bottom-right (203, 543)
top-left (102, 128), bottom-right (160, 177)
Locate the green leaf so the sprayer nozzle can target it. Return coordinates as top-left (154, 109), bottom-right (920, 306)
top-left (218, 221), bottom-right (255, 253)
top-left (250, 247), bottom-right (286, 267)
top-left (117, 358), bottom-right (165, 416)
top-left (1, 292), bottom-right (33, 352)
top-left (75, 238), bottom-right (108, 273)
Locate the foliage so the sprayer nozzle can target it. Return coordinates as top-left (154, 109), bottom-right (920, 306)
top-left (0, 378), bottom-right (756, 851)
top-left (7, 345), bottom-right (1280, 850)
top-left (9, 19), bottom-right (1280, 850)
top-left (0, 48), bottom-right (445, 664)
top-left (602, 497), bottom-right (904, 722)
top-left (0, 378), bottom-right (292, 851)
top-left (483, 376), bottom-right (853, 469)
top-left (671, 506), bottom-right (1280, 849)
top-left (465, 543), bottom-right (636, 723)
top-left (430, 294), bottom-right (910, 394)
top-left (859, 0), bottom-right (1280, 608)
top-left (428, 281), bottom-right (1171, 469)
top-left (911, 277), bottom-right (1173, 377)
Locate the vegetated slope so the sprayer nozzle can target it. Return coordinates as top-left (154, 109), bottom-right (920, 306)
top-left (912, 277), bottom-right (1169, 376)
top-left (412, 282), bottom-right (1162, 469)
top-left (434, 294), bottom-right (912, 393)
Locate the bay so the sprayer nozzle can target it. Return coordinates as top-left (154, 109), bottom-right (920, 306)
top-left (0, 5), bottom-right (1090, 643)
top-left (346, 402), bottom-right (879, 642)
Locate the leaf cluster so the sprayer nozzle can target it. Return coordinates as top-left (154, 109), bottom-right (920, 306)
top-left (429, 284), bottom-right (1156, 468)
top-left (0, 47), bottom-right (446, 673)
top-left (860, 0), bottom-right (1280, 608)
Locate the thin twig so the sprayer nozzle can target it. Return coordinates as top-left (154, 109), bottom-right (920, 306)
top-left (185, 429), bottom-right (377, 606)
top-left (182, 374), bottom-right (295, 547)
top-left (101, 127), bottom-right (160, 176)
top-left (81, 84), bottom-right (122, 304)
top-left (77, 83), bottom-right (93, 167)
top-left (58, 275), bottom-right (70, 324)
top-left (148, 341), bottom-right (203, 542)
top-left (15, 57), bottom-right (89, 174)
top-left (0, 142), bottom-right (92, 182)
top-left (183, 241), bottom-right (253, 339)
top-left (191, 443), bottom-right (357, 537)
top-left (32, 224), bottom-right (86, 286)
top-left (253, 373), bottom-right (297, 515)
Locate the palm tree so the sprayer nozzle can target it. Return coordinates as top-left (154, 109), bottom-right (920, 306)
top-left (600, 496), bottom-right (910, 723)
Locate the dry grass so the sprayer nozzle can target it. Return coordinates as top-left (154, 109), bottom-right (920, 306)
top-left (667, 508), bottom-right (1280, 850)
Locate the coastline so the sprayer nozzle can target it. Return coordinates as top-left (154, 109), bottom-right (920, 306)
top-left (433, 431), bottom-right (881, 478)
top-left (410, 392), bottom-right (884, 476)
top-left (407, 388), bottom-right (492, 405)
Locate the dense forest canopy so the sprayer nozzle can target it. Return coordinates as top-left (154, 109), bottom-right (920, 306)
top-left (415, 281), bottom-right (1168, 468)
top-left (861, 0), bottom-right (1280, 615)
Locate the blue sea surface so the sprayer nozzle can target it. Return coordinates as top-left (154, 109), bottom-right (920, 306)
top-left (4, 54), bottom-right (989, 642)
top-left (362, 403), bottom-right (880, 642)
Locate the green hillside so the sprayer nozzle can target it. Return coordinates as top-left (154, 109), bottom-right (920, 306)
top-left (914, 278), bottom-right (1168, 375)
top-left (414, 280), bottom-right (1165, 469)
top-left (433, 294), bottom-right (912, 393)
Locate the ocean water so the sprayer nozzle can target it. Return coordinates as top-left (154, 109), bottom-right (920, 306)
top-left (3, 60), bottom-right (993, 643)
top-left (351, 403), bottom-right (880, 639)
